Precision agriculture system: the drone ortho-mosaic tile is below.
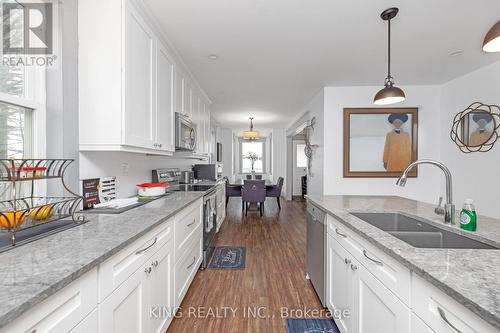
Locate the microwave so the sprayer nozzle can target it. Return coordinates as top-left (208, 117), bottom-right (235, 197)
top-left (175, 112), bottom-right (197, 151)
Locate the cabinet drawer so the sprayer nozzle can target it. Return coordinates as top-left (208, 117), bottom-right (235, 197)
top-left (411, 313), bottom-right (435, 333)
top-left (412, 276), bottom-right (497, 333)
top-left (99, 219), bottom-right (173, 301)
top-left (174, 234), bottom-right (203, 307)
top-left (327, 214), bottom-right (411, 306)
top-left (175, 201), bottom-right (202, 258)
top-left (0, 268), bottom-right (97, 333)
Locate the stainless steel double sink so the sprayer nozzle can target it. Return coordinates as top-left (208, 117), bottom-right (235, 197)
top-left (350, 212), bottom-right (498, 250)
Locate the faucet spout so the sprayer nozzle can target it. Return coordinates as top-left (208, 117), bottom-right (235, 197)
top-left (396, 159), bottom-right (455, 225)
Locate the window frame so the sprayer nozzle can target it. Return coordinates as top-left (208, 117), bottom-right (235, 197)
top-left (239, 137), bottom-right (266, 174)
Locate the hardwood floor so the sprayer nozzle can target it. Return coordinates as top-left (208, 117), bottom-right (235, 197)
top-left (166, 199), bottom-right (326, 333)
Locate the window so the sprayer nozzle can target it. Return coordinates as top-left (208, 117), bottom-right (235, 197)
top-left (296, 143), bottom-right (307, 168)
top-left (0, 101), bottom-right (32, 159)
top-left (240, 139), bottom-right (265, 173)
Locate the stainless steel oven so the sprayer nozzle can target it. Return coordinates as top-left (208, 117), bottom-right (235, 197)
top-left (175, 112), bottom-right (197, 151)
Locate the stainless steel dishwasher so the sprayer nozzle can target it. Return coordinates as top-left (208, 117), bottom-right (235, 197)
top-left (306, 201), bottom-right (327, 307)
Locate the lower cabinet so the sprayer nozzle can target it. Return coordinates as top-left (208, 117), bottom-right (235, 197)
top-left (327, 234), bottom-right (353, 333)
top-left (99, 235), bottom-right (176, 333)
top-left (327, 235), bottom-right (410, 333)
top-left (326, 213), bottom-right (498, 333)
top-left (352, 260), bottom-right (410, 333)
top-left (0, 268), bottom-right (98, 333)
top-left (69, 309), bottom-right (98, 333)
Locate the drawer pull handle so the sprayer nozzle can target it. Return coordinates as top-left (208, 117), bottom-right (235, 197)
top-left (144, 266), bottom-right (152, 275)
top-left (152, 260), bottom-right (159, 268)
top-left (187, 256), bottom-right (196, 269)
top-left (344, 258), bottom-right (351, 265)
top-left (363, 250), bottom-right (383, 266)
top-left (187, 219), bottom-right (196, 227)
top-left (335, 228), bottom-right (347, 238)
top-left (136, 237), bottom-right (158, 255)
top-left (437, 307), bottom-right (463, 333)
top-left (350, 264), bottom-right (358, 271)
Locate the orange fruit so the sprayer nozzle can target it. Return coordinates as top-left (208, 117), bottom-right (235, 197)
top-left (0, 211), bottom-right (26, 229)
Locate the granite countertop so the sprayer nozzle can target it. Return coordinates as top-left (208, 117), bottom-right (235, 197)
top-left (306, 195), bottom-right (500, 330)
top-left (0, 191), bottom-right (205, 329)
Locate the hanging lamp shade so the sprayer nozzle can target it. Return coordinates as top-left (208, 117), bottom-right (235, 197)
top-left (241, 117), bottom-right (260, 140)
top-left (483, 21), bottom-right (500, 52)
top-left (374, 8), bottom-right (406, 105)
top-left (374, 84), bottom-right (406, 105)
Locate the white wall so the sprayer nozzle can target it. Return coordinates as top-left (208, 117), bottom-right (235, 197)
top-left (218, 127), bottom-right (233, 180)
top-left (271, 128), bottom-right (286, 187)
top-left (305, 91), bottom-right (325, 197)
top-left (323, 85), bottom-right (442, 204)
top-left (440, 61), bottom-right (500, 219)
top-left (79, 152), bottom-right (203, 198)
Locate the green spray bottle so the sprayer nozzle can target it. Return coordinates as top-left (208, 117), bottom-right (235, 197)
top-left (460, 199), bottom-right (477, 231)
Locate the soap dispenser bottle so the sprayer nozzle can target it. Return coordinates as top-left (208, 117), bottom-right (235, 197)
top-left (460, 199), bottom-right (477, 231)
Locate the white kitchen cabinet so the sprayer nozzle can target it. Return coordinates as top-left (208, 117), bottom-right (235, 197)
top-left (352, 260), bottom-right (410, 333)
top-left (99, 258), bottom-right (153, 333)
top-left (149, 240), bottom-right (175, 333)
top-left (123, 0), bottom-right (156, 149)
top-left (156, 42), bottom-right (176, 152)
top-left (175, 68), bottom-right (185, 114)
top-left (0, 269), bottom-right (98, 333)
top-left (174, 232), bottom-right (203, 308)
top-left (215, 183), bottom-right (226, 232)
top-left (327, 234), bottom-right (353, 333)
top-left (412, 275), bottom-right (497, 333)
top-left (69, 309), bottom-right (98, 333)
top-left (79, 0), bottom-right (179, 155)
top-left (411, 313), bottom-right (435, 333)
top-left (184, 79), bottom-right (193, 118)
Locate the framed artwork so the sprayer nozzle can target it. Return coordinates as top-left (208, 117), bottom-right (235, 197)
top-left (343, 108), bottom-right (418, 178)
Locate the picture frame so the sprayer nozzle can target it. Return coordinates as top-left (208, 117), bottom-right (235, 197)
top-left (343, 108), bottom-right (419, 178)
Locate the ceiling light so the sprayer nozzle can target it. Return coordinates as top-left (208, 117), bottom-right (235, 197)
top-left (241, 117), bottom-right (260, 140)
top-left (208, 54), bottom-right (218, 60)
top-left (374, 7), bottom-right (406, 106)
top-left (483, 21), bottom-right (500, 52)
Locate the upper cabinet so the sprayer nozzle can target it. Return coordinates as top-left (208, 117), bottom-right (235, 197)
top-left (79, 0), bottom-right (210, 156)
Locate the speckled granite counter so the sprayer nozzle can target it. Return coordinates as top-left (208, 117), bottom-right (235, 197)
top-left (306, 195), bottom-right (500, 330)
top-left (0, 191), bottom-right (205, 329)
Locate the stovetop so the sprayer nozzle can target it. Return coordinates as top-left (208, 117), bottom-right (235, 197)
top-left (167, 184), bottom-right (214, 192)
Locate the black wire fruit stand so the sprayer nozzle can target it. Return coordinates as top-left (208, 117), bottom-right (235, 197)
top-left (0, 159), bottom-right (86, 247)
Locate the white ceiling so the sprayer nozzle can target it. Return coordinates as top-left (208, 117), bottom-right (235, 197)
top-left (144, 0), bottom-right (500, 129)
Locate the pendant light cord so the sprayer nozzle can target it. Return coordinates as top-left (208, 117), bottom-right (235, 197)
top-left (387, 19), bottom-right (391, 80)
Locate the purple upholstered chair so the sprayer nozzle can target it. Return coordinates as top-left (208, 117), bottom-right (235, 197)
top-left (225, 179), bottom-right (243, 210)
top-left (246, 174), bottom-right (263, 180)
top-left (266, 177), bottom-right (284, 210)
top-left (242, 180), bottom-right (266, 216)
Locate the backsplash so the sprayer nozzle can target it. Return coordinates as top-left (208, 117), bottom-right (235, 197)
top-left (79, 151), bottom-right (208, 198)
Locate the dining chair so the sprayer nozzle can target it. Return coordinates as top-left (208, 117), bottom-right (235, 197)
top-left (225, 179), bottom-right (244, 210)
top-left (266, 177), bottom-right (284, 210)
top-left (242, 180), bottom-right (266, 216)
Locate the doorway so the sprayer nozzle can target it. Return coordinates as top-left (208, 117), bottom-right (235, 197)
top-left (292, 137), bottom-right (307, 200)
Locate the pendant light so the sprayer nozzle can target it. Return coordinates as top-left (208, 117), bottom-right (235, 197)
top-left (374, 7), bottom-right (406, 105)
top-left (483, 21), bottom-right (500, 52)
top-left (242, 117), bottom-right (260, 140)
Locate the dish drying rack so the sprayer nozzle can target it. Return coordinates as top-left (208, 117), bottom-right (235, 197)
top-left (0, 159), bottom-right (86, 246)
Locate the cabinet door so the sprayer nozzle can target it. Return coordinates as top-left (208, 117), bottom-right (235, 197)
top-left (150, 240), bottom-right (175, 333)
top-left (175, 69), bottom-right (184, 114)
top-left (123, 0), bottom-right (156, 149)
top-left (156, 42), bottom-right (175, 152)
top-left (69, 309), bottom-right (98, 333)
top-left (327, 235), bottom-right (353, 333)
top-left (184, 80), bottom-right (193, 118)
top-left (99, 260), bottom-right (153, 333)
top-left (411, 314), bottom-right (435, 333)
top-left (352, 263), bottom-right (410, 333)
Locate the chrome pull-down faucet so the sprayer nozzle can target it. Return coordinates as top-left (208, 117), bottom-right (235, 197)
top-left (396, 159), bottom-right (455, 225)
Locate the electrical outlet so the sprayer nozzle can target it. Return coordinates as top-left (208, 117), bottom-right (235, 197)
top-left (121, 163), bottom-right (130, 176)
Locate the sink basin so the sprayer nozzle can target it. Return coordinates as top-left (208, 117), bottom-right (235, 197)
top-left (351, 212), bottom-right (498, 250)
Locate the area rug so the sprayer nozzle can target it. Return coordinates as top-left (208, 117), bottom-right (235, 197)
top-left (208, 246), bottom-right (246, 269)
top-left (285, 319), bottom-right (340, 333)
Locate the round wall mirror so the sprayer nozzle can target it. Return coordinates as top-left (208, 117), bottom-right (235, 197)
top-left (451, 102), bottom-right (500, 153)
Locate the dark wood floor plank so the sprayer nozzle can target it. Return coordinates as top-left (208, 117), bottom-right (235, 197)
top-left (166, 199), bottom-right (324, 333)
